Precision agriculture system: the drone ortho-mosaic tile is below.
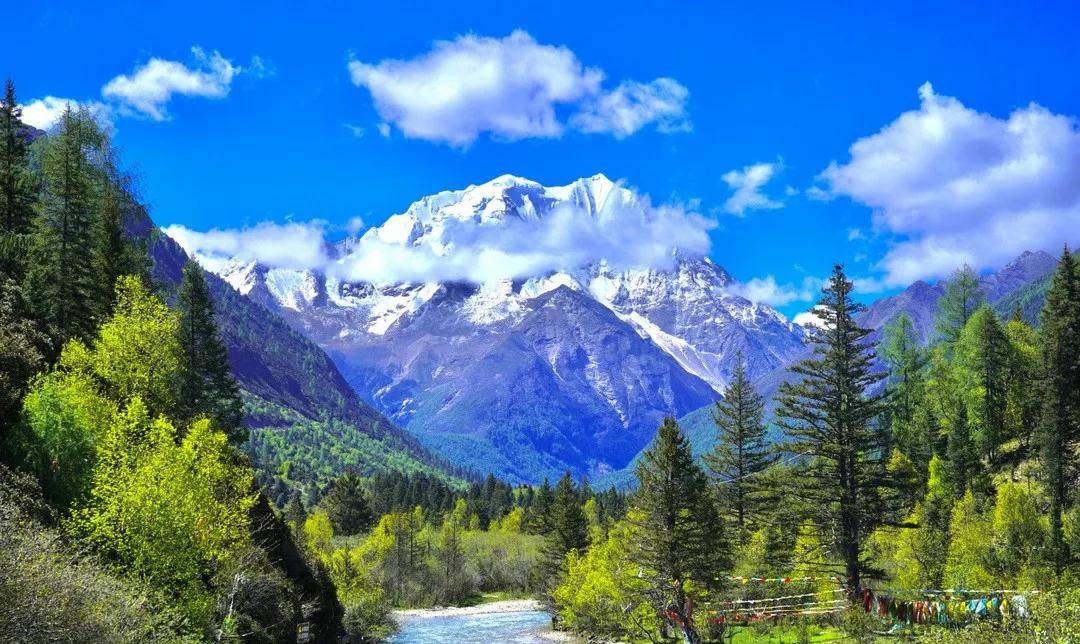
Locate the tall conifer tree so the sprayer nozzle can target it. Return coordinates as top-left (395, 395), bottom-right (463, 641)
top-left (776, 264), bottom-right (890, 595)
top-left (0, 79), bottom-right (37, 278)
top-left (1037, 247), bottom-right (1080, 575)
top-left (704, 355), bottom-right (775, 537)
top-left (935, 265), bottom-right (985, 347)
top-left (542, 471), bottom-right (589, 576)
top-left (25, 107), bottom-right (106, 343)
top-left (632, 417), bottom-right (728, 643)
top-left (175, 261), bottom-right (244, 442)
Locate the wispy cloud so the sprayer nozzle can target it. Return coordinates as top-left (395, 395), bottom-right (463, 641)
top-left (729, 275), bottom-right (820, 306)
top-left (721, 161), bottom-right (785, 215)
top-left (348, 30), bottom-right (690, 147)
top-left (27, 47), bottom-right (263, 129)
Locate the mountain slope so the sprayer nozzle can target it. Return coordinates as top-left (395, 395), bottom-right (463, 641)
top-left (188, 174), bottom-right (808, 482)
top-left (128, 207), bottom-right (456, 500)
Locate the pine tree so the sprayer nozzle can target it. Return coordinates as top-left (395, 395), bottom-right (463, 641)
top-left (0, 79), bottom-right (37, 278)
top-left (935, 265), bottom-right (985, 347)
top-left (321, 473), bottom-right (374, 536)
top-left (945, 398), bottom-right (979, 498)
top-left (542, 471), bottom-right (589, 576)
top-left (531, 477), bottom-right (555, 534)
top-left (175, 261), bottom-right (244, 442)
top-left (1037, 247), bottom-right (1080, 575)
top-left (632, 417), bottom-right (728, 643)
top-left (775, 264), bottom-right (890, 595)
top-left (704, 354), bottom-right (775, 537)
top-left (25, 107), bottom-right (107, 344)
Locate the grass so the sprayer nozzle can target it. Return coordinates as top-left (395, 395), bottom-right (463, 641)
top-left (727, 624), bottom-right (849, 642)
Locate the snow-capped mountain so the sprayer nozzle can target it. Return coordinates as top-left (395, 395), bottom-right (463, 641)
top-left (194, 174), bottom-right (808, 481)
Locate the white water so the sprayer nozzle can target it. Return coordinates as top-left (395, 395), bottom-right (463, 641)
top-left (388, 600), bottom-right (565, 644)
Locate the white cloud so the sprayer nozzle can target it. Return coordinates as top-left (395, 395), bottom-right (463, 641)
top-left (165, 179), bottom-right (717, 285)
top-left (21, 96), bottom-right (112, 130)
top-left (847, 227), bottom-right (865, 241)
top-left (571, 78), bottom-right (690, 138)
top-left (344, 123), bottom-right (365, 138)
top-left (822, 82), bottom-right (1080, 286)
top-left (729, 275), bottom-right (819, 306)
top-left (163, 221), bottom-right (330, 273)
top-left (721, 162), bottom-right (784, 215)
top-left (102, 47), bottom-right (241, 120)
top-left (348, 30), bottom-right (689, 146)
top-left (793, 306), bottom-right (829, 329)
top-left (377, 123), bottom-right (391, 138)
top-left (805, 185), bottom-right (833, 202)
top-left (345, 216), bottom-right (366, 235)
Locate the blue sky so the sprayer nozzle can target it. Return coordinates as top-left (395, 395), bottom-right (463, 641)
top-left (8, 1), bottom-right (1080, 317)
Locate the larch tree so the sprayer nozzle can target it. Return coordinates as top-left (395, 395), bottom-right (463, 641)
top-left (632, 417), bottom-right (728, 643)
top-left (1037, 247), bottom-right (1080, 576)
top-left (704, 354), bottom-right (775, 538)
top-left (775, 264), bottom-right (890, 596)
top-left (935, 265), bottom-right (985, 348)
top-left (175, 261), bottom-right (244, 442)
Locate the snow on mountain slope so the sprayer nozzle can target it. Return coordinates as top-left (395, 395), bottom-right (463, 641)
top-left (184, 174), bottom-right (808, 481)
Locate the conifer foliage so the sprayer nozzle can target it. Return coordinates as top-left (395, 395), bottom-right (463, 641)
top-left (704, 354), bottom-right (775, 537)
top-left (175, 261), bottom-right (244, 442)
top-left (1037, 247), bottom-right (1080, 574)
top-left (776, 264), bottom-right (890, 594)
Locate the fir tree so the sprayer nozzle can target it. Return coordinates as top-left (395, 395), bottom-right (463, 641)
top-left (632, 417), bottom-right (729, 643)
top-left (946, 398), bottom-right (979, 498)
top-left (175, 261), bottom-right (244, 442)
top-left (0, 79), bottom-right (37, 278)
top-left (531, 477), bottom-right (555, 534)
top-left (321, 473), bottom-right (373, 536)
top-left (704, 354), bottom-right (775, 537)
top-left (775, 264), bottom-right (890, 595)
top-left (91, 175), bottom-right (149, 317)
top-left (964, 307), bottom-right (1010, 462)
top-left (1037, 247), bottom-right (1080, 575)
top-left (935, 265), bottom-right (985, 347)
top-left (25, 107), bottom-right (106, 344)
top-left (542, 471), bottom-right (589, 576)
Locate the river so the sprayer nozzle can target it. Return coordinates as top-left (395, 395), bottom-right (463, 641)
top-left (388, 599), bottom-right (575, 644)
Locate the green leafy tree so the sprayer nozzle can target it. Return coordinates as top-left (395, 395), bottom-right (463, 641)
top-left (891, 456), bottom-right (951, 588)
top-left (943, 490), bottom-right (994, 589)
top-left (1003, 318), bottom-right (1040, 454)
top-left (954, 306), bottom-right (1010, 463)
top-left (25, 107), bottom-right (109, 344)
top-left (1037, 248), bottom-right (1080, 575)
top-left (74, 401), bottom-right (256, 622)
top-left (935, 265), bottom-right (985, 347)
top-left (880, 313), bottom-right (931, 469)
top-left (175, 261), bottom-right (244, 442)
top-left (631, 417), bottom-right (728, 643)
top-left (775, 264), bottom-right (890, 595)
top-left (0, 79), bottom-right (37, 278)
top-left (704, 355), bottom-right (775, 537)
top-left (322, 472), bottom-right (374, 536)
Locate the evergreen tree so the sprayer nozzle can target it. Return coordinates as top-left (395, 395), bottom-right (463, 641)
top-left (1037, 248), bottom-right (1080, 575)
top-left (0, 277), bottom-right (49, 441)
top-left (935, 265), bottom-right (985, 347)
top-left (775, 264), bottom-right (890, 595)
top-left (91, 175), bottom-right (149, 317)
top-left (704, 354), bottom-right (775, 537)
top-left (531, 477), bottom-right (555, 534)
top-left (631, 417), bottom-right (728, 643)
top-left (175, 261), bottom-right (244, 442)
top-left (542, 471), bottom-right (589, 576)
top-left (880, 313), bottom-right (930, 468)
top-left (321, 473), bottom-right (373, 536)
top-left (0, 79), bottom-right (37, 278)
top-left (955, 307), bottom-right (1010, 463)
top-left (25, 107), bottom-right (107, 344)
top-left (283, 491), bottom-right (306, 529)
